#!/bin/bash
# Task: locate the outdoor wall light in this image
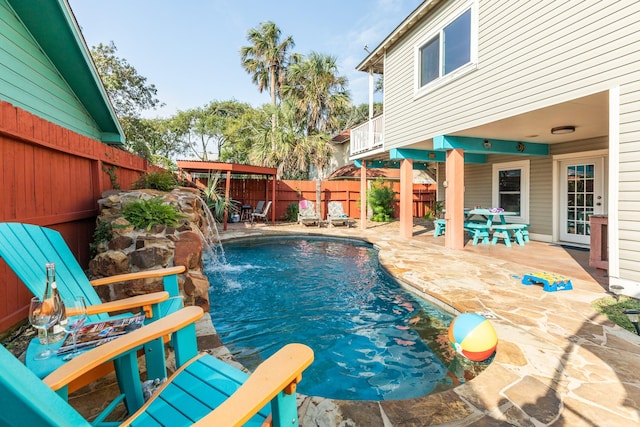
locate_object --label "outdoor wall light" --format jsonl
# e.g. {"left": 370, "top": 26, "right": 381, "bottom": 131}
{"left": 483, "top": 139, "right": 492, "bottom": 149}
{"left": 624, "top": 309, "right": 640, "bottom": 335}
{"left": 551, "top": 126, "right": 575, "bottom": 135}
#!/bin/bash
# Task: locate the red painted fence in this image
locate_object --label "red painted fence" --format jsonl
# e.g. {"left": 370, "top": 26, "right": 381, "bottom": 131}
{"left": 0, "top": 101, "right": 159, "bottom": 331}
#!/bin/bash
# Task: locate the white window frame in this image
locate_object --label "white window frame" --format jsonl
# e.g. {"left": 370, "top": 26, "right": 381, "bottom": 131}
{"left": 414, "top": 0, "right": 478, "bottom": 97}
{"left": 492, "top": 160, "right": 529, "bottom": 224}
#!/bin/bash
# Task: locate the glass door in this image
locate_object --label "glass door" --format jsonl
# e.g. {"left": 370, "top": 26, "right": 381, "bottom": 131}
{"left": 560, "top": 158, "right": 604, "bottom": 245}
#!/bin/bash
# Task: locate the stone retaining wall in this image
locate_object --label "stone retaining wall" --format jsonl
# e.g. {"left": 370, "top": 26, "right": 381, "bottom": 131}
{"left": 89, "top": 187, "right": 212, "bottom": 310}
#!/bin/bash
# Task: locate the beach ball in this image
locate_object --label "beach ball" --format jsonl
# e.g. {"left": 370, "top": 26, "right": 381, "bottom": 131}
{"left": 448, "top": 313, "right": 497, "bottom": 362}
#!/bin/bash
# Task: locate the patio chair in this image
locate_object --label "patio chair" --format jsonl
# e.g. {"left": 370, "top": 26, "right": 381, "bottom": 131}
{"left": 250, "top": 200, "right": 272, "bottom": 223}
{"left": 0, "top": 222, "right": 186, "bottom": 390}
{"left": 253, "top": 200, "right": 265, "bottom": 215}
{"left": 0, "top": 306, "right": 314, "bottom": 427}
{"left": 298, "top": 200, "right": 321, "bottom": 227}
{"left": 327, "top": 201, "right": 355, "bottom": 228}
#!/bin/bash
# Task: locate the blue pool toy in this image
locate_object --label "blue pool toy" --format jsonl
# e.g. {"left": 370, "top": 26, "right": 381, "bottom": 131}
{"left": 522, "top": 272, "right": 573, "bottom": 292}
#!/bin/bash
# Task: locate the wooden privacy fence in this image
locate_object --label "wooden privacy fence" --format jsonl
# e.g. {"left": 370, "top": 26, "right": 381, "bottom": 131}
{"left": 227, "top": 179, "right": 436, "bottom": 220}
{"left": 0, "top": 101, "right": 159, "bottom": 331}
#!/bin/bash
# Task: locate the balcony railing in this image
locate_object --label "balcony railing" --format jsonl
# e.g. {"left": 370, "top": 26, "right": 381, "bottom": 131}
{"left": 350, "top": 114, "right": 384, "bottom": 156}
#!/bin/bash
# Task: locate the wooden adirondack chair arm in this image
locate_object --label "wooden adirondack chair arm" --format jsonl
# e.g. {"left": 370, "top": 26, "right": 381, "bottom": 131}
{"left": 194, "top": 343, "right": 314, "bottom": 427}
{"left": 89, "top": 265, "right": 186, "bottom": 287}
{"left": 43, "top": 306, "right": 204, "bottom": 391}
{"left": 84, "top": 291, "right": 169, "bottom": 317}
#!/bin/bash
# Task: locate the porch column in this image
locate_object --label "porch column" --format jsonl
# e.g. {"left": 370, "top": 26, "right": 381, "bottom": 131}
{"left": 444, "top": 149, "right": 465, "bottom": 250}
{"left": 360, "top": 161, "right": 367, "bottom": 229}
{"left": 399, "top": 158, "right": 413, "bottom": 239}
{"left": 368, "top": 69, "right": 374, "bottom": 119}
{"left": 223, "top": 170, "right": 231, "bottom": 231}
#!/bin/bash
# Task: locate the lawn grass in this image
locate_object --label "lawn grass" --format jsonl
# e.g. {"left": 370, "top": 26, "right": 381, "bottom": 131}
{"left": 592, "top": 295, "right": 640, "bottom": 334}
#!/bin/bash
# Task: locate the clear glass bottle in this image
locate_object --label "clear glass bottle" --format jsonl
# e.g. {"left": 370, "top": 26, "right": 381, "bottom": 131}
{"left": 38, "top": 262, "right": 67, "bottom": 343}
{"left": 50, "top": 281, "right": 67, "bottom": 343}
{"left": 38, "top": 263, "right": 54, "bottom": 344}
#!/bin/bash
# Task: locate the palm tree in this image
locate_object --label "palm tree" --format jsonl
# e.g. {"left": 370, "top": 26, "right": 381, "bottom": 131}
{"left": 240, "top": 21, "right": 295, "bottom": 149}
{"left": 281, "top": 51, "right": 350, "bottom": 135}
{"left": 248, "top": 102, "right": 308, "bottom": 179}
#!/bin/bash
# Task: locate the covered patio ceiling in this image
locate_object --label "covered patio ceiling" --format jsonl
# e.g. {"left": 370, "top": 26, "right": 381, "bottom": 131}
{"left": 176, "top": 160, "right": 277, "bottom": 176}
{"left": 360, "top": 91, "right": 609, "bottom": 162}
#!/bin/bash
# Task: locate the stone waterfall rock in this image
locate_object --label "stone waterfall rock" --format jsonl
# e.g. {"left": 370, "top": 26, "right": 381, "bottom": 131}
{"left": 89, "top": 188, "right": 215, "bottom": 310}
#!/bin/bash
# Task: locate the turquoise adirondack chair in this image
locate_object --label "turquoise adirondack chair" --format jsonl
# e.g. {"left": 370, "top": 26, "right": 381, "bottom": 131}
{"left": 0, "top": 222, "right": 186, "bottom": 402}
{"left": 0, "top": 306, "right": 315, "bottom": 427}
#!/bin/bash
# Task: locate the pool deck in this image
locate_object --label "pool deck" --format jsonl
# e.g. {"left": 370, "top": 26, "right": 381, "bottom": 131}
{"left": 47, "top": 220, "right": 640, "bottom": 426}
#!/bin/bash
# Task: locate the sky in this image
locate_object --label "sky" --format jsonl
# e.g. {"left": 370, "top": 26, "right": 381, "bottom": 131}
{"left": 67, "top": 0, "right": 422, "bottom": 119}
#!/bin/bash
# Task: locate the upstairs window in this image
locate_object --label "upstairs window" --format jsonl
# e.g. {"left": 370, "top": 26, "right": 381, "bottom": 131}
{"left": 416, "top": 4, "right": 476, "bottom": 91}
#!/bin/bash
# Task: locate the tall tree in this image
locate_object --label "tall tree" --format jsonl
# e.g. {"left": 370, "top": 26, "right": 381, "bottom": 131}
{"left": 248, "top": 102, "right": 307, "bottom": 179}
{"left": 219, "top": 106, "right": 264, "bottom": 164}
{"left": 281, "top": 51, "right": 350, "bottom": 135}
{"left": 240, "top": 21, "right": 295, "bottom": 148}
{"left": 171, "top": 100, "right": 251, "bottom": 161}
{"left": 122, "top": 117, "right": 185, "bottom": 166}
{"left": 90, "top": 41, "right": 165, "bottom": 159}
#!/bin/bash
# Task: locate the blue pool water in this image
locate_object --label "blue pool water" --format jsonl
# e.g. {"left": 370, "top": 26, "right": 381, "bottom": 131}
{"left": 206, "top": 237, "right": 459, "bottom": 401}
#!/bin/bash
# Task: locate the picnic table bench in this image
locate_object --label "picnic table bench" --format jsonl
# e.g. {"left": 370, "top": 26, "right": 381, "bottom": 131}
{"left": 464, "top": 222, "right": 490, "bottom": 245}
{"left": 491, "top": 223, "right": 527, "bottom": 247}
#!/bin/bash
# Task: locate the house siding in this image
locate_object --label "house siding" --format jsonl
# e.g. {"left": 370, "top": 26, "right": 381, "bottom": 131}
{"left": 384, "top": 0, "right": 640, "bottom": 149}
{"left": 381, "top": 0, "right": 640, "bottom": 284}
{"left": 618, "top": 82, "right": 640, "bottom": 282}
{"left": 460, "top": 137, "right": 608, "bottom": 238}
{"left": 0, "top": 0, "right": 101, "bottom": 140}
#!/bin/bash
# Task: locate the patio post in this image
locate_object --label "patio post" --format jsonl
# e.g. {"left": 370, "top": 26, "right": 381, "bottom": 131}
{"left": 360, "top": 161, "right": 367, "bottom": 229}
{"left": 223, "top": 170, "right": 231, "bottom": 231}
{"left": 444, "top": 149, "right": 465, "bottom": 250}
{"left": 399, "top": 158, "right": 413, "bottom": 238}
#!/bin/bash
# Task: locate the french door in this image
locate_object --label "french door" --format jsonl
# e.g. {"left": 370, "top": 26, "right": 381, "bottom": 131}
{"left": 559, "top": 157, "right": 604, "bottom": 245}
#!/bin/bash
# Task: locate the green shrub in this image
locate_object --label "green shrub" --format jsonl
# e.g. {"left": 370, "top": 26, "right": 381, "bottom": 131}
{"left": 283, "top": 202, "right": 299, "bottom": 222}
{"left": 133, "top": 170, "right": 178, "bottom": 191}
{"left": 89, "top": 221, "right": 113, "bottom": 256}
{"left": 424, "top": 200, "right": 444, "bottom": 221}
{"left": 367, "top": 179, "right": 396, "bottom": 222}
{"left": 592, "top": 295, "right": 640, "bottom": 334}
{"left": 122, "top": 197, "right": 183, "bottom": 231}
{"left": 200, "top": 172, "right": 237, "bottom": 222}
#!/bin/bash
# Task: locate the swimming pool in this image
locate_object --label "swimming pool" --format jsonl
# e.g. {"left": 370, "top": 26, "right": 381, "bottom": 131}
{"left": 206, "top": 236, "right": 486, "bottom": 401}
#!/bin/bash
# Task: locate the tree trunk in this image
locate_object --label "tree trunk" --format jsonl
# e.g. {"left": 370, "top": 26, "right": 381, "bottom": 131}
{"left": 315, "top": 178, "right": 321, "bottom": 220}
{"left": 269, "top": 64, "right": 277, "bottom": 151}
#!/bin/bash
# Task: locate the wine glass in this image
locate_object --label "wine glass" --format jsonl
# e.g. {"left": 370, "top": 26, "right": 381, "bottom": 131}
{"left": 28, "top": 297, "right": 61, "bottom": 360}
{"left": 62, "top": 297, "right": 88, "bottom": 359}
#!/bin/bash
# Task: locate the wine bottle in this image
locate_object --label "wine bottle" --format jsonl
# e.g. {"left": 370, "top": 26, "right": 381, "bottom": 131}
{"left": 50, "top": 280, "right": 67, "bottom": 343}
{"left": 38, "top": 262, "right": 56, "bottom": 344}
{"left": 40, "top": 262, "right": 67, "bottom": 343}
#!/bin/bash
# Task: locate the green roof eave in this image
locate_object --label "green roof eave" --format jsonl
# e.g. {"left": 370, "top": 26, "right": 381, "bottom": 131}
{"left": 7, "top": 0, "right": 125, "bottom": 146}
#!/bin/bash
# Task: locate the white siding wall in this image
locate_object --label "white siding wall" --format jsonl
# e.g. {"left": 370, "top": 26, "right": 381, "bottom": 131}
{"left": 442, "top": 137, "right": 608, "bottom": 237}
{"left": 619, "top": 84, "right": 640, "bottom": 282}
{"left": 384, "top": 0, "right": 640, "bottom": 148}
{"left": 383, "top": 0, "right": 640, "bottom": 282}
